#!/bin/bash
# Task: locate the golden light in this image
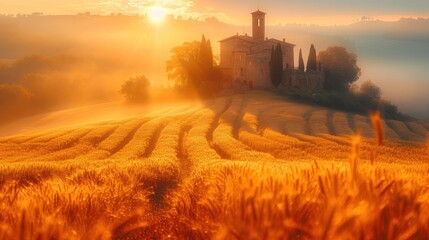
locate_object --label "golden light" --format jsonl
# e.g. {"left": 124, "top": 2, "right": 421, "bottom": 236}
{"left": 148, "top": 6, "right": 167, "bottom": 24}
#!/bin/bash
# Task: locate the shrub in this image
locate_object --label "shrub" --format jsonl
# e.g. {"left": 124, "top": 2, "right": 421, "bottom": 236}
{"left": 120, "top": 76, "right": 150, "bottom": 103}
{"left": 278, "top": 88, "right": 405, "bottom": 120}
{"left": 360, "top": 80, "right": 382, "bottom": 100}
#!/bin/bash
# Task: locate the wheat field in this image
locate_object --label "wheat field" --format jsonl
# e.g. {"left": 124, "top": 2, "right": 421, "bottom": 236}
{"left": 0, "top": 91, "right": 428, "bottom": 239}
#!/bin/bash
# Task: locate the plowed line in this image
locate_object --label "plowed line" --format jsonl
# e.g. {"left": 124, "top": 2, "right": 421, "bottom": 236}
{"left": 207, "top": 99, "right": 232, "bottom": 143}
{"left": 327, "top": 111, "right": 336, "bottom": 135}
{"left": 405, "top": 122, "right": 428, "bottom": 137}
{"left": 108, "top": 122, "right": 146, "bottom": 156}
{"left": 347, "top": 113, "right": 356, "bottom": 132}
{"left": 232, "top": 99, "right": 249, "bottom": 139}
{"left": 140, "top": 122, "right": 168, "bottom": 158}
{"left": 212, "top": 143, "right": 232, "bottom": 159}
{"left": 303, "top": 109, "right": 317, "bottom": 135}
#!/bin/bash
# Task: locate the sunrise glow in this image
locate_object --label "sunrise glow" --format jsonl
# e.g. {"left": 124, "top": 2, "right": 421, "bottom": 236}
{"left": 148, "top": 6, "right": 167, "bottom": 24}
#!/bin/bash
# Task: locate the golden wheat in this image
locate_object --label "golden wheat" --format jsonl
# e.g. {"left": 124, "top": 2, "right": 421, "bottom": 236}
{"left": 0, "top": 92, "right": 428, "bottom": 239}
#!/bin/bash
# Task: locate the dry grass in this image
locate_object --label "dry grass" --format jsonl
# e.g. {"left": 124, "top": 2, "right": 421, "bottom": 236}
{"left": 0, "top": 92, "right": 428, "bottom": 239}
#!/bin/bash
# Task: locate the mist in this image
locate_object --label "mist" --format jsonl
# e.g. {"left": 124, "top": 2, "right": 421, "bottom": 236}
{"left": 1, "top": 14, "right": 428, "bottom": 123}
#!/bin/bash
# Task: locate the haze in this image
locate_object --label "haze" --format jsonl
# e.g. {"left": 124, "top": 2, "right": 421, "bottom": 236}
{"left": 0, "top": 1, "right": 428, "bottom": 126}
{"left": 2, "top": 0, "right": 429, "bottom": 24}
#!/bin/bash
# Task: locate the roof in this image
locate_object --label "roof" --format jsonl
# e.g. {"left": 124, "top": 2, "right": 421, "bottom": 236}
{"left": 219, "top": 35, "right": 296, "bottom": 47}
{"left": 264, "top": 38, "right": 296, "bottom": 47}
{"left": 219, "top": 35, "right": 260, "bottom": 44}
{"left": 252, "top": 10, "right": 266, "bottom": 15}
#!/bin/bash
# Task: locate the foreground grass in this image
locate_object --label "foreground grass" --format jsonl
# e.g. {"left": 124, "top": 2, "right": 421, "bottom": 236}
{"left": 0, "top": 92, "right": 428, "bottom": 239}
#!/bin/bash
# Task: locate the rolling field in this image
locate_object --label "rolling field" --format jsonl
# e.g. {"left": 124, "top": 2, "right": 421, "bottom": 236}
{"left": 0, "top": 92, "right": 428, "bottom": 239}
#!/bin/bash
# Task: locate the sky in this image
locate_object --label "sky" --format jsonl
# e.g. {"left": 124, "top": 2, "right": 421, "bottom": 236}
{"left": 1, "top": 0, "right": 429, "bottom": 25}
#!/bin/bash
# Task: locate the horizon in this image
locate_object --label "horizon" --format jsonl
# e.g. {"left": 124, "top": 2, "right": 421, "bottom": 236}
{"left": 1, "top": 0, "right": 429, "bottom": 25}
{"left": 1, "top": 11, "right": 428, "bottom": 26}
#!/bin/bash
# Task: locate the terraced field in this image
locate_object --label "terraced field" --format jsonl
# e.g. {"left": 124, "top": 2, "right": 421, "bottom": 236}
{"left": 0, "top": 92, "right": 428, "bottom": 239}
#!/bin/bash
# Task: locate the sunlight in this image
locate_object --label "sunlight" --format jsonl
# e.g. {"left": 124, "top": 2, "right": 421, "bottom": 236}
{"left": 148, "top": 6, "right": 167, "bottom": 24}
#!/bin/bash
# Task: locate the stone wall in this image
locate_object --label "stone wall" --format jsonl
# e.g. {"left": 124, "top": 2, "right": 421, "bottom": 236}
{"left": 282, "top": 69, "right": 325, "bottom": 90}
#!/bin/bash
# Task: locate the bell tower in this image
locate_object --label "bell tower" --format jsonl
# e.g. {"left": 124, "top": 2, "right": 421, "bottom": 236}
{"left": 252, "top": 10, "right": 266, "bottom": 41}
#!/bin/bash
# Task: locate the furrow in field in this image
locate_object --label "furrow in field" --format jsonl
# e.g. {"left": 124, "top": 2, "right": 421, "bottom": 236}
{"left": 102, "top": 120, "right": 146, "bottom": 156}
{"left": 291, "top": 134, "right": 351, "bottom": 160}
{"left": 308, "top": 110, "right": 330, "bottom": 136}
{"left": 347, "top": 113, "right": 356, "bottom": 133}
{"left": 239, "top": 130, "right": 316, "bottom": 160}
{"left": 386, "top": 120, "right": 425, "bottom": 142}
{"left": 214, "top": 123, "right": 274, "bottom": 161}
{"left": 382, "top": 120, "right": 401, "bottom": 141}
{"left": 326, "top": 110, "right": 336, "bottom": 135}
{"left": 303, "top": 109, "right": 317, "bottom": 135}
{"left": 26, "top": 129, "right": 77, "bottom": 144}
{"left": 212, "top": 98, "right": 275, "bottom": 161}
{"left": 5, "top": 128, "right": 94, "bottom": 162}
{"left": 177, "top": 125, "right": 193, "bottom": 176}
{"left": 139, "top": 121, "right": 169, "bottom": 159}
{"left": 146, "top": 106, "right": 204, "bottom": 161}
{"left": 333, "top": 112, "right": 355, "bottom": 136}
{"left": 73, "top": 119, "right": 145, "bottom": 160}
{"left": 258, "top": 102, "right": 312, "bottom": 136}
{"left": 187, "top": 101, "right": 230, "bottom": 163}
{"left": 206, "top": 99, "right": 232, "bottom": 142}
{"left": 0, "top": 132, "right": 45, "bottom": 144}
{"left": 22, "top": 125, "right": 119, "bottom": 162}
{"left": 354, "top": 115, "right": 375, "bottom": 138}
{"left": 262, "top": 129, "right": 315, "bottom": 150}
{"left": 232, "top": 98, "right": 249, "bottom": 139}
{"left": 405, "top": 122, "right": 428, "bottom": 137}
{"left": 284, "top": 115, "right": 308, "bottom": 136}
{"left": 238, "top": 105, "right": 319, "bottom": 160}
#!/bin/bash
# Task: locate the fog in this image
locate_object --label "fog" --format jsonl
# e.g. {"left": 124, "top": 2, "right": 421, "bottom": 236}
{"left": 1, "top": 14, "right": 428, "bottom": 123}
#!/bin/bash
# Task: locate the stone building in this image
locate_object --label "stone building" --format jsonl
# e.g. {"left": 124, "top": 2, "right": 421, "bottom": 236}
{"left": 219, "top": 10, "right": 324, "bottom": 90}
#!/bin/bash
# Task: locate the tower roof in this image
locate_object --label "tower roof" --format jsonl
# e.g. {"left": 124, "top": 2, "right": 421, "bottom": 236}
{"left": 251, "top": 10, "right": 266, "bottom": 15}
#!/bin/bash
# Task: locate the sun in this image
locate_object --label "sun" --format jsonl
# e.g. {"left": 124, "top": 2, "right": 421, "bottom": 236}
{"left": 148, "top": 6, "right": 167, "bottom": 24}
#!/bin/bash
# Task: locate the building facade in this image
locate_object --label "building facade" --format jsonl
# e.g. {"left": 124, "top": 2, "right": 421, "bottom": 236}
{"left": 219, "top": 10, "right": 324, "bottom": 90}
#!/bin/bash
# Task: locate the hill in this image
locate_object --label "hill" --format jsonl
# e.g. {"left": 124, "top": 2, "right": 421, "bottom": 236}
{"left": 0, "top": 92, "right": 428, "bottom": 239}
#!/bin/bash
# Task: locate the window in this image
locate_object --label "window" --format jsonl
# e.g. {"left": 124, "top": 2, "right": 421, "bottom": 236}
{"left": 258, "top": 19, "right": 261, "bottom": 27}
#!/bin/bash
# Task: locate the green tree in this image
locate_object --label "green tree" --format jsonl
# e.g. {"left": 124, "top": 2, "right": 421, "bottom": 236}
{"left": 120, "top": 75, "right": 150, "bottom": 102}
{"left": 306, "top": 44, "right": 317, "bottom": 72}
{"left": 298, "top": 48, "right": 305, "bottom": 72}
{"left": 318, "top": 46, "right": 361, "bottom": 92}
{"left": 269, "top": 43, "right": 283, "bottom": 88}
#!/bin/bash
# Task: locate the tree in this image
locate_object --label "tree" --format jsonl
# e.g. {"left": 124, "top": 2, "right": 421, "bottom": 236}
{"left": 298, "top": 48, "right": 305, "bottom": 72}
{"left": 269, "top": 43, "right": 283, "bottom": 88}
{"left": 166, "top": 41, "right": 200, "bottom": 88}
{"left": 166, "top": 35, "right": 219, "bottom": 97}
{"left": 306, "top": 44, "right": 317, "bottom": 72}
{"left": 360, "top": 80, "right": 382, "bottom": 100}
{"left": 199, "top": 36, "right": 213, "bottom": 72}
{"left": 318, "top": 46, "right": 361, "bottom": 92}
{"left": 120, "top": 75, "right": 150, "bottom": 102}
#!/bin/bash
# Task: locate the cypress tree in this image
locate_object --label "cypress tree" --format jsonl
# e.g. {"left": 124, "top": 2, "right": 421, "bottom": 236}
{"left": 206, "top": 39, "right": 213, "bottom": 69}
{"left": 307, "top": 44, "right": 317, "bottom": 72}
{"left": 298, "top": 48, "right": 305, "bottom": 72}
{"left": 270, "top": 43, "right": 283, "bottom": 88}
